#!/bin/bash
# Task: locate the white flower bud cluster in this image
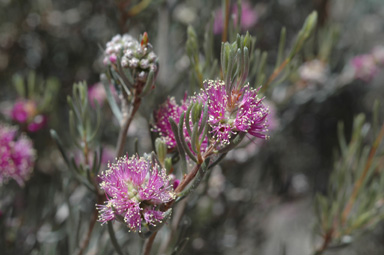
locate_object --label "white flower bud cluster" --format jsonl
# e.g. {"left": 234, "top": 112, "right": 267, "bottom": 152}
{"left": 104, "top": 34, "right": 158, "bottom": 82}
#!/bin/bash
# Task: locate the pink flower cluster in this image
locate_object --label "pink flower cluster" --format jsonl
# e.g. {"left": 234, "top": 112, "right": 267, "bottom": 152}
{"left": 351, "top": 54, "right": 378, "bottom": 82}
{"left": 226, "top": 100, "right": 278, "bottom": 162}
{"left": 196, "top": 80, "right": 269, "bottom": 147}
{"left": 96, "top": 155, "right": 174, "bottom": 232}
{"left": 0, "top": 124, "right": 35, "bottom": 186}
{"left": 351, "top": 46, "right": 384, "bottom": 82}
{"left": 152, "top": 97, "right": 189, "bottom": 150}
{"left": 11, "top": 99, "right": 47, "bottom": 132}
{"left": 153, "top": 80, "right": 269, "bottom": 151}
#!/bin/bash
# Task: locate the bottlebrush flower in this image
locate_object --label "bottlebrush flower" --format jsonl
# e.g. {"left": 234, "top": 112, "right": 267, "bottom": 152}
{"left": 152, "top": 97, "right": 189, "bottom": 150}
{"left": 0, "top": 123, "right": 35, "bottom": 186}
{"left": 226, "top": 100, "right": 278, "bottom": 162}
{"left": 196, "top": 80, "right": 269, "bottom": 147}
{"left": 152, "top": 97, "right": 209, "bottom": 156}
{"left": 96, "top": 155, "right": 175, "bottom": 232}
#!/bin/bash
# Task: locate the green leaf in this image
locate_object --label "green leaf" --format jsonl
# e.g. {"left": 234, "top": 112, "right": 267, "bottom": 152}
{"left": 169, "top": 118, "right": 187, "bottom": 173}
{"left": 178, "top": 113, "right": 198, "bottom": 163}
{"left": 185, "top": 103, "right": 194, "bottom": 136}
{"left": 107, "top": 222, "right": 125, "bottom": 255}
{"left": 141, "top": 69, "right": 155, "bottom": 97}
{"left": 275, "top": 27, "right": 286, "bottom": 70}
{"left": 155, "top": 138, "right": 167, "bottom": 165}
{"left": 12, "top": 74, "right": 25, "bottom": 97}
{"left": 101, "top": 74, "right": 122, "bottom": 121}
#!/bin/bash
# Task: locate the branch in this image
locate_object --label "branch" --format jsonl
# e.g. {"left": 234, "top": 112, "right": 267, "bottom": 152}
{"left": 116, "top": 88, "right": 142, "bottom": 158}
{"left": 142, "top": 231, "right": 158, "bottom": 255}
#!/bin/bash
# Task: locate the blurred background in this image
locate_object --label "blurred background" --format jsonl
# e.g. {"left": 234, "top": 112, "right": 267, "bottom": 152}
{"left": 1, "top": 0, "right": 384, "bottom": 254}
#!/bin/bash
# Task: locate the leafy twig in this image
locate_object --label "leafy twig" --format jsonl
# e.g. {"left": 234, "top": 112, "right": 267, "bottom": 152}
{"left": 341, "top": 122, "right": 384, "bottom": 225}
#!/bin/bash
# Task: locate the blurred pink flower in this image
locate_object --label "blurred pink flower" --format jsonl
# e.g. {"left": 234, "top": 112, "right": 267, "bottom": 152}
{"left": 10, "top": 100, "right": 47, "bottom": 132}
{"left": 351, "top": 54, "right": 378, "bottom": 82}
{"left": 27, "top": 115, "right": 47, "bottom": 132}
{"left": 214, "top": 1, "right": 258, "bottom": 34}
{"left": 11, "top": 100, "right": 37, "bottom": 123}
{"left": 100, "top": 146, "right": 115, "bottom": 168}
{"left": 298, "top": 59, "right": 328, "bottom": 85}
{"left": 88, "top": 83, "right": 116, "bottom": 107}
{"left": 264, "top": 100, "right": 278, "bottom": 133}
{"left": 0, "top": 123, "right": 35, "bottom": 186}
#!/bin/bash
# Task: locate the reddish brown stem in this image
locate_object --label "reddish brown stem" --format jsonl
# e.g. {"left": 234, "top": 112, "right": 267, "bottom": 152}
{"left": 314, "top": 229, "right": 333, "bottom": 255}
{"left": 77, "top": 194, "right": 104, "bottom": 255}
{"left": 221, "top": 0, "right": 230, "bottom": 43}
{"left": 116, "top": 88, "right": 142, "bottom": 158}
{"left": 142, "top": 231, "right": 158, "bottom": 255}
{"left": 341, "top": 122, "right": 384, "bottom": 225}
{"left": 261, "top": 59, "right": 289, "bottom": 93}
{"left": 174, "top": 144, "right": 214, "bottom": 194}
{"left": 118, "top": 1, "right": 131, "bottom": 33}
{"left": 142, "top": 145, "right": 215, "bottom": 255}
{"left": 174, "top": 163, "right": 202, "bottom": 193}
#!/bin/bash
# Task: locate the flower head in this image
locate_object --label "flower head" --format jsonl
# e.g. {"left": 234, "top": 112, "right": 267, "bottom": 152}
{"left": 97, "top": 155, "right": 175, "bottom": 232}
{"left": 10, "top": 99, "right": 47, "bottom": 132}
{"left": 298, "top": 59, "right": 328, "bottom": 85}
{"left": 351, "top": 54, "right": 378, "bottom": 82}
{"left": 103, "top": 33, "right": 158, "bottom": 83}
{"left": 196, "top": 80, "right": 269, "bottom": 147}
{"left": 152, "top": 97, "right": 189, "bottom": 150}
{"left": 0, "top": 124, "right": 35, "bottom": 186}
{"left": 226, "top": 100, "right": 278, "bottom": 162}
{"left": 103, "top": 34, "right": 135, "bottom": 65}
{"left": 11, "top": 100, "right": 37, "bottom": 123}
{"left": 152, "top": 97, "right": 209, "bottom": 156}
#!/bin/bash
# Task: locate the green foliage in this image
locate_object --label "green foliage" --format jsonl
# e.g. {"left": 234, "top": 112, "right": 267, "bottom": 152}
{"left": 51, "top": 82, "right": 102, "bottom": 192}
{"left": 12, "top": 71, "right": 60, "bottom": 112}
{"left": 315, "top": 105, "right": 384, "bottom": 251}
